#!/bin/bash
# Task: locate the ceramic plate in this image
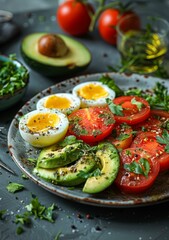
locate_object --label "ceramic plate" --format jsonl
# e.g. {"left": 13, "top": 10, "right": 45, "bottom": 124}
{"left": 8, "top": 72, "right": 169, "bottom": 207}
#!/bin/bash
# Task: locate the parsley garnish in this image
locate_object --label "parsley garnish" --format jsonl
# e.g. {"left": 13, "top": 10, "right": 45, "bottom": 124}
{"left": 106, "top": 98, "right": 123, "bottom": 116}
{"left": 124, "top": 158, "right": 150, "bottom": 177}
{"left": 25, "top": 196, "right": 56, "bottom": 222}
{"left": 99, "top": 75, "right": 124, "bottom": 96}
{"left": 156, "top": 130, "right": 169, "bottom": 153}
{"left": 77, "top": 168, "right": 101, "bottom": 179}
{"left": 6, "top": 182, "right": 24, "bottom": 193}
{"left": 58, "top": 135, "right": 82, "bottom": 147}
{"left": 131, "top": 98, "right": 144, "bottom": 111}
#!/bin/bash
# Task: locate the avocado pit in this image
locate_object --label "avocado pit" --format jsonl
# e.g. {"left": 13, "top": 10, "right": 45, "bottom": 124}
{"left": 38, "top": 34, "right": 69, "bottom": 58}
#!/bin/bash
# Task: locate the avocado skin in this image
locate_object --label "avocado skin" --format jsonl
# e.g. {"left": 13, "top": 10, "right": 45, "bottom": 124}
{"left": 37, "top": 142, "right": 84, "bottom": 169}
{"left": 21, "top": 50, "right": 91, "bottom": 77}
{"left": 34, "top": 154, "right": 96, "bottom": 186}
{"left": 82, "top": 142, "right": 120, "bottom": 194}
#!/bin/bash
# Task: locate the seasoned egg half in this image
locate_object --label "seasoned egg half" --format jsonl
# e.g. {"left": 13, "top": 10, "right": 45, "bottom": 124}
{"left": 36, "top": 93, "right": 81, "bottom": 115}
{"left": 19, "top": 110, "right": 69, "bottom": 147}
{"left": 72, "top": 81, "right": 115, "bottom": 107}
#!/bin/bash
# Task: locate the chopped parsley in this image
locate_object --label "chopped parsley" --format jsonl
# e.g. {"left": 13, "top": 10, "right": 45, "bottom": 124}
{"left": 0, "top": 209, "right": 6, "bottom": 220}
{"left": 106, "top": 98, "right": 123, "bottom": 116}
{"left": 6, "top": 182, "right": 24, "bottom": 193}
{"left": 156, "top": 130, "right": 169, "bottom": 153}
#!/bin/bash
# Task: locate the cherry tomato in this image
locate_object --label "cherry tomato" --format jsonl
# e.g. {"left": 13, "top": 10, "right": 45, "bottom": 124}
{"left": 98, "top": 9, "right": 140, "bottom": 45}
{"left": 106, "top": 123, "right": 133, "bottom": 150}
{"left": 131, "top": 132, "right": 169, "bottom": 172}
{"left": 113, "top": 96, "right": 151, "bottom": 125}
{"left": 115, "top": 148, "right": 160, "bottom": 193}
{"left": 56, "top": 0, "right": 94, "bottom": 36}
{"left": 132, "top": 109, "right": 169, "bottom": 135}
{"left": 68, "top": 106, "right": 115, "bottom": 144}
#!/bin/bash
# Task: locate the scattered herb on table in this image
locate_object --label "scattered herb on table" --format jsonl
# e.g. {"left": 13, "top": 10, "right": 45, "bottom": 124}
{"left": 6, "top": 182, "right": 24, "bottom": 193}
{"left": 25, "top": 195, "right": 56, "bottom": 222}
{"left": 0, "top": 209, "right": 6, "bottom": 220}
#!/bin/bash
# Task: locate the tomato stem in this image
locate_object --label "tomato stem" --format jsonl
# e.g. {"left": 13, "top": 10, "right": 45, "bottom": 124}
{"left": 89, "top": 0, "right": 120, "bottom": 31}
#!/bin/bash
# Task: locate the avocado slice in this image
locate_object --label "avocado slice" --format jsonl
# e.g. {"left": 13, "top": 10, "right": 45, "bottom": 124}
{"left": 82, "top": 142, "right": 120, "bottom": 194}
{"left": 37, "top": 142, "right": 84, "bottom": 169}
{"left": 21, "top": 33, "right": 91, "bottom": 77}
{"left": 33, "top": 154, "right": 96, "bottom": 186}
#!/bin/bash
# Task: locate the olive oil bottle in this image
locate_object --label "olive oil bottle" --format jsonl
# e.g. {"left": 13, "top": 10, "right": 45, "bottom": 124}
{"left": 119, "top": 30, "right": 168, "bottom": 74}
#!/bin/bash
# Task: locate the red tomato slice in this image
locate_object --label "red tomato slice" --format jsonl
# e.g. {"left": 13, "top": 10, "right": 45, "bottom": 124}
{"left": 106, "top": 123, "right": 133, "bottom": 150}
{"left": 131, "top": 132, "right": 169, "bottom": 172}
{"left": 133, "top": 109, "right": 169, "bottom": 135}
{"left": 68, "top": 106, "right": 115, "bottom": 144}
{"left": 115, "top": 148, "right": 160, "bottom": 193}
{"left": 113, "top": 96, "right": 150, "bottom": 125}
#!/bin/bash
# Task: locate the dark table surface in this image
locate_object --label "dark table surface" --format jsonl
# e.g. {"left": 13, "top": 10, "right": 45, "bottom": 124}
{"left": 1, "top": 1, "right": 169, "bottom": 240}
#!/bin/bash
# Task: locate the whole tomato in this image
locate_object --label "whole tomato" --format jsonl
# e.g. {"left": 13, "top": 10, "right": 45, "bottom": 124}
{"left": 56, "top": 0, "right": 94, "bottom": 36}
{"left": 98, "top": 9, "right": 140, "bottom": 45}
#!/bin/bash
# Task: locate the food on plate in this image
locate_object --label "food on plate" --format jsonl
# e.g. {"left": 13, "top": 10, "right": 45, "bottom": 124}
{"left": 72, "top": 81, "right": 116, "bottom": 107}
{"left": 37, "top": 142, "right": 84, "bottom": 168}
{"left": 67, "top": 106, "right": 115, "bottom": 144}
{"left": 34, "top": 153, "right": 97, "bottom": 186}
{"left": 115, "top": 148, "right": 160, "bottom": 193}
{"left": 21, "top": 33, "right": 91, "bottom": 77}
{"left": 19, "top": 109, "right": 69, "bottom": 147}
{"left": 83, "top": 142, "right": 120, "bottom": 194}
{"left": 109, "top": 96, "right": 151, "bottom": 125}
{"left": 18, "top": 77, "right": 169, "bottom": 195}
{"left": 56, "top": 0, "right": 94, "bottom": 36}
{"left": 36, "top": 93, "right": 81, "bottom": 115}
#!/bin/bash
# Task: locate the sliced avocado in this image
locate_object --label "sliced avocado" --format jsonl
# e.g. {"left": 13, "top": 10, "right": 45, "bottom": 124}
{"left": 21, "top": 33, "right": 91, "bottom": 77}
{"left": 37, "top": 142, "right": 84, "bottom": 169}
{"left": 82, "top": 142, "right": 120, "bottom": 194}
{"left": 33, "top": 154, "right": 96, "bottom": 186}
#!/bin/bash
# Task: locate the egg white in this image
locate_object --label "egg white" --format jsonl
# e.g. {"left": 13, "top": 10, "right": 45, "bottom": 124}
{"left": 36, "top": 93, "right": 81, "bottom": 115}
{"left": 72, "top": 81, "right": 116, "bottom": 108}
{"left": 19, "top": 109, "right": 69, "bottom": 148}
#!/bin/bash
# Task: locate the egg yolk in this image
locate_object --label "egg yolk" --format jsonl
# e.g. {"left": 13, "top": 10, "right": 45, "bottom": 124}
{"left": 27, "top": 112, "right": 60, "bottom": 132}
{"left": 44, "top": 95, "right": 71, "bottom": 109}
{"left": 78, "top": 84, "right": 109, "bottom": 100}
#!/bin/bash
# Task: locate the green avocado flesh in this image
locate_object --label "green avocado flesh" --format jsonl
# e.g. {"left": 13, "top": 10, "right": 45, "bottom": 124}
{"left": 82, "top": 142, "right": 120, "bottom": 194}
{"left": 37, "top": 142, "right": 83, "bottom": 169}
{"left": 21, "top": 33, "right": 91, "bottom": 77}
{"left": 34, "top": 154, "right": 96, "bottom": 186}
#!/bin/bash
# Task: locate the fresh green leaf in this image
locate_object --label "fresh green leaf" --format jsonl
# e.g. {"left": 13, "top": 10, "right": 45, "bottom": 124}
{"left": 117, "top": 133, "right": 130, "bottom": 141}
{"left": 99, "top": 75, "right": 124, "bottom": 97}
{"left": 156, "top": 130, "right": 169, "bottom": 153}
{"left": 106, "top": 98, "right": 123, "bottom": 116}
{"left": 16, "top": 226, "right": 24, "bottom": 235}
{"left": 6, "top": 182, "right": 24, "bottom": 193}
{"left": 131, "top": 98, "right": 144, "bottom": 111}
{"left": 58, "top": 135, "right": 82, "bottom": 147}
{"left": 25, "top": 196, "right": 56, "bottom": 222}
{"left": 77, "top": 168, "right": 101, "bottom": 179}
{"left": 124, "top": 158, "right": 150, "bottom": 177}
{"left": 0, "top": 209, "right": 6, "bottom": 220}
{"left": 15, "top": 212, "right": 31, "bottom": 225}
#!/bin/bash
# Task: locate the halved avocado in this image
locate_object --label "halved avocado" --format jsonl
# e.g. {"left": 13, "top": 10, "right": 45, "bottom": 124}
{"left": 20, "top": 33, "right": 91, "bottom": 77}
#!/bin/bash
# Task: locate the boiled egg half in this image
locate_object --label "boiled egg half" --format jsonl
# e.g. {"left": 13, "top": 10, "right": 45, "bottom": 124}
{"left": 19, "top": 110, "right": 69, "bottom": 147}
{"left": 72, "top": 81, "right": 115, "bottom": 108}
{"left": 36, "top": 93, "right": 81, "bottom": 115}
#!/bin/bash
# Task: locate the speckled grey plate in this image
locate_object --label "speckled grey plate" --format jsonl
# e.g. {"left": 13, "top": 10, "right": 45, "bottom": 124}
{"left": 8, "top": 72, "right": 169, "bottom": 207}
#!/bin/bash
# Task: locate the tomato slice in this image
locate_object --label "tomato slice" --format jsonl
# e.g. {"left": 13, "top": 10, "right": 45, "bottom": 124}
{"left": 131, "top": 132, "right": 169, "bottom": 172}
{"left": 132, "top": 109, "right": 169, "bottom": 135}
{"left": 115, "top": 148, "right": 160, "bottom": 193}
{"left": 68, "top": 106, "right": 115, "bottom": 144}
{"left": 106, "top": 123, "right": 133, "bottom": 150}
{"left": 113, "top": 96, "right": 150, "bottom": 125}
